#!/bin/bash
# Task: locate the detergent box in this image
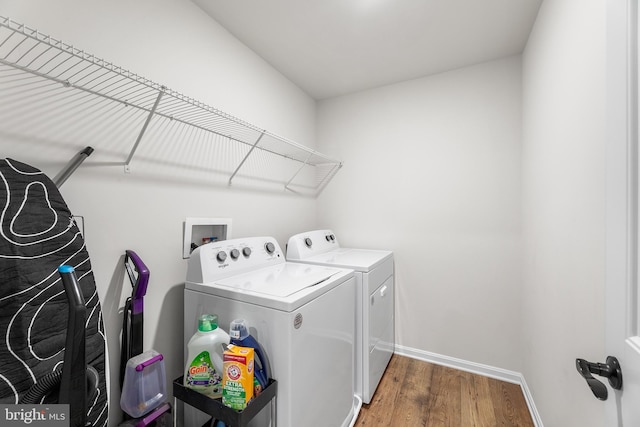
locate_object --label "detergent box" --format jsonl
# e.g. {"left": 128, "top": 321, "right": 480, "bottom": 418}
{"left": 222, "top": 344, "right": 255, "bottom": 410}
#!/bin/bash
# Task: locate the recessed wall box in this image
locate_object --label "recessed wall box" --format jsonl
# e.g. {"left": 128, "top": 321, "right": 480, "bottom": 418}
{"left": 183, "top": 218, "right": 232, "bottom": 259}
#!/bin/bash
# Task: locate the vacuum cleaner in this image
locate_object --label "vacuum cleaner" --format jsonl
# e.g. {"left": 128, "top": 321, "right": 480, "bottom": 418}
{"left": 118, "top": 250, "right": 171, "bottom": 427}
{"left": 19, "top": 266, "right": 100, "bottom": 427}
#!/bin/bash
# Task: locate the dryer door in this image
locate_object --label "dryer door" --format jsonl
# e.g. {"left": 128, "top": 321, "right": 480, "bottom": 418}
{"left": 366, "top": 274, "right": 395, "bottom": 402}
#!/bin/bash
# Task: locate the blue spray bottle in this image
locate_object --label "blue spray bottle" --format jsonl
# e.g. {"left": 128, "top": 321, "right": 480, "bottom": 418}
{"left": 229, "top": 319, "right": 270, "bottom": 391}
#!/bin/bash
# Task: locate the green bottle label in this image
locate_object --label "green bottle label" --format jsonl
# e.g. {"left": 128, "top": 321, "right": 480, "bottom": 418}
{"left": 186, "top": 351, "right": 221, "bottom": 391}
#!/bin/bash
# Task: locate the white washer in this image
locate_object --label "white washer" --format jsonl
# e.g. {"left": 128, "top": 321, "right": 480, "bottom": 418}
{"left": 286, "top": 230, "right": 394, "bottom": 404}
{"left": 185, "top": 236, "right": 360, "bottom": 427}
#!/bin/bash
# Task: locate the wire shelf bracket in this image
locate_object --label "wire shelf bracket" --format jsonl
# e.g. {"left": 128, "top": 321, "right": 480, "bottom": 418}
{"left": 124, "top": 88, "right": 164, "bottom": 173}
{"left": 228, "top": 130, "right": 265, "bottom": 186}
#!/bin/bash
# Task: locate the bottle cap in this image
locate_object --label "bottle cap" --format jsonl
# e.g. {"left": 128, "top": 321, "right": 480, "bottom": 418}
{"left": 229, "top": 319, "right": 249, "bottom": 340}
{"left": 198, "top": 314, "right": 218, "bottom": 332}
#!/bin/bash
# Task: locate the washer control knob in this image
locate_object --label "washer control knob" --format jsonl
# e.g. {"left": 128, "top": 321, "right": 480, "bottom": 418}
{"left": 305, "top": 237, "right": 313, "bottom": 247}
{"left": 330, "top": 234, "right": 335, "bottom": 241}
{"left": 230, "top": 249, "right": 240, "bottom": 260}
{"left": 216, "top": 251, "right": 227, "bottom": 262}
{"left": 242, "top": 247, "right": 252, "bottom": 257}
{"left": 265, "top": 242, "right": 276, "bottom": 254}
{"left": 325, "top": 235, "right": 331, "bottom": 242}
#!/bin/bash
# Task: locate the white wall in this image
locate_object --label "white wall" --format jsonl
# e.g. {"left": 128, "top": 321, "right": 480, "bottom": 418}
{"left": 0, "top": 1, "right": 318, "bottom": 424}
{"left": 316, "top": 56, "right": 523, "bottom": 372}
{"left": 521, "top": 0, "right": 606, "bottom": 425}
{"left": 0, "top": 1, "right": 614, "bottom": 426}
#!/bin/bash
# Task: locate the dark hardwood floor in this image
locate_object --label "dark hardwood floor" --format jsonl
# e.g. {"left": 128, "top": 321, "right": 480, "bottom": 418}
{"left": 355, "top": 355, "right": 535, "bottom": 427}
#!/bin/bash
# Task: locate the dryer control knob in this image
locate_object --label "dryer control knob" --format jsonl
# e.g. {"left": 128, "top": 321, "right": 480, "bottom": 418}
{"left": 242, "top": 247, "right": 252, "bottom": 257}
{"left": 265, "top": 242, "right": 276, "bottom": 254}
{"left": 230, "top": 249, "right": 240, "bottom": 260}
{"left": 305, "top": 237, "right": 313, "bottom": 247}
{"left": 216, "top": 251, "right": 227, "bottom": 262}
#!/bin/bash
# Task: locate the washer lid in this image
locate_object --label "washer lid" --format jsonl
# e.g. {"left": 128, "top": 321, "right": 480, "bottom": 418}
{"left": 186, "top": 262, "right": 354, "bottom": 312}
{"left": 215, "top": 263, "right": 340, "bottom": 297}
{"left": 300, "top": 248, "right": 393, "bottom": 272}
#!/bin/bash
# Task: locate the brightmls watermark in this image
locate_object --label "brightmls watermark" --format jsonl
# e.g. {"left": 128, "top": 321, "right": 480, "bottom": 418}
{"left": 0, "top": 405, "right": 68, "bottom": 426}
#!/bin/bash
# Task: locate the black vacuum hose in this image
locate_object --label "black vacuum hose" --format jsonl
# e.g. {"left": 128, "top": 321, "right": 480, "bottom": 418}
{"left": 20, "top": 370, "right": 63, "bottom": 404}
{"left": 19, "top": 366, "right": 99, "bottom": 405}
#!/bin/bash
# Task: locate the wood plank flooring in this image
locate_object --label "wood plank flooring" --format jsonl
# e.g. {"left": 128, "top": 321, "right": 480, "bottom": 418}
{"left": 355, "top": 355, "right": 534, "bottom": 427}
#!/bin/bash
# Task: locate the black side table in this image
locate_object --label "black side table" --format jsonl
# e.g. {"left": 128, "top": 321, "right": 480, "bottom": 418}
{"left": 172, "top": 376, "right": 277, "bottom": 427}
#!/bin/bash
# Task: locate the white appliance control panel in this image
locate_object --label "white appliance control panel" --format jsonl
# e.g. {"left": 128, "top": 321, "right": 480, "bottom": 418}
{"left": 287, "top": 229, "right": 339, "bottom": 259}
{"left": 186, "top": 236, "right": 284, "bottom": 283}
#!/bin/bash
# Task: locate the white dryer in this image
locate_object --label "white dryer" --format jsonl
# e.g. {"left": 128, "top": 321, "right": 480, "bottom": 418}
{"left": 286, "top": 230, "right": 394, "bottom": 404}
{"left": 185, "top": 236, "right": 360, "bottom": 427}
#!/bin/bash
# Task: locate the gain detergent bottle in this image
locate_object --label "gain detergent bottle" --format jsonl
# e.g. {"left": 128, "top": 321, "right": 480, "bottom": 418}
{"left": 184, "top": 314, "right": 230, "bottom": 396}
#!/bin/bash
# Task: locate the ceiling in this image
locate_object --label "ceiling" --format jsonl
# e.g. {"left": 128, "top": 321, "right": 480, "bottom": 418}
{"left": 192, "top": 0, "right": 542, "bottom": 100}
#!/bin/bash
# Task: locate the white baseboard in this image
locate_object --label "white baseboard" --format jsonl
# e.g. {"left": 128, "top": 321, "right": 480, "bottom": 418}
{"left": 518, "top": 374, "right": 544, "bottom": 427}
{"left": 393, "top": 344, "right": 544, "bottom": 427}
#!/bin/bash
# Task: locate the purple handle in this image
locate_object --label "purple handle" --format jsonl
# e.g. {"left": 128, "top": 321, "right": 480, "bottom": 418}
{"left": 135, "top": 353, "right": 164, "bottom": 372}
{"left": 125, "top": 250, "right": 150, "bottom": 315}
{"left": 134, "top": 402, "right": 171, "bottom": 427}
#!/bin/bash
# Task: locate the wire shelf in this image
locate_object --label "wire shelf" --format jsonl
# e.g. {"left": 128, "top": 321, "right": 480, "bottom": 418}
{"left": 0, "top": 16, "right": 342, "bottom": 195}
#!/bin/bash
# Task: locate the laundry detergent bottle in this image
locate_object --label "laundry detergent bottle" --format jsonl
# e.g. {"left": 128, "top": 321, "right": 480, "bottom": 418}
{"left": 184, "top": 314, "right": 230, "bottom": 395}
{"left": 229, "top": 319, "right": 270, "bottom": 391}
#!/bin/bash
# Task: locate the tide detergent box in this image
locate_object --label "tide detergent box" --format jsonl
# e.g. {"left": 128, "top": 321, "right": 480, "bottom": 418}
{"left": 222, "top": 344, "right": 254, "bottom": 410}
